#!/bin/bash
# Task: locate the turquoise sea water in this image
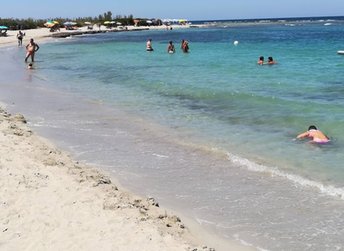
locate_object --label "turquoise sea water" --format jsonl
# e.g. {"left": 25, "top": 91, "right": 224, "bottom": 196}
{"left": 2, "top": 18, "right": 344, "bottom": 250}
{"left": 41, "top": 22, "right": 344, "bottom": 187}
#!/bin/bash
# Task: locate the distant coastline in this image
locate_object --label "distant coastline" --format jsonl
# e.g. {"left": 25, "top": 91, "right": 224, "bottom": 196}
{"left": 192, "top": 15, "right": 344, "bottom": 23}
{"left": 191, "top": 15, "right": 344, "bottom": 26}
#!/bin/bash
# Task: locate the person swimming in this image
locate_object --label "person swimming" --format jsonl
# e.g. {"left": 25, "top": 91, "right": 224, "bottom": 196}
{"left": 296, "top": 125, "right": 330, "bottom": 144}
{"left": 257, "top": 56, "right": 264, "bottom": 65}
{"left": 267, "top": 56, "right": 277, "bottom": 65}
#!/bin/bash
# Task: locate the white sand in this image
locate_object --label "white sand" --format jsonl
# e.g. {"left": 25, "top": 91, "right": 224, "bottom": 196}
{"left": 0, "top": 24, "right": 201, "bottom": 47}
{"left": 0, "top": 107, "right": 211, "bottom": 250}
{"left": 0, "top": 28, "right": 51, "bottom": 47}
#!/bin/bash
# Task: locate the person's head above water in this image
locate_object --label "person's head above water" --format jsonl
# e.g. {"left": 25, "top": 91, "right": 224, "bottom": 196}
{"left": 308, "top": 125, "right": 317, "bottom": 130}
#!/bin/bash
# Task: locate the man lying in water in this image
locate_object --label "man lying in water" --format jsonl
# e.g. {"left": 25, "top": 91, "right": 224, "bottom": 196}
{"left": 296, "top": 125, "right": 330, "bottom": 144}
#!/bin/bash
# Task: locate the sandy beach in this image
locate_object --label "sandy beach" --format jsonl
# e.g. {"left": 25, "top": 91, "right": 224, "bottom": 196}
{"left": 0, "top": 25, "right": 205, "bottom": 251}
{"left": 0, "top": 106, "right": 211, "bottom": 250}
{"left": 0, "top": 26, "right": 254, "bottom": 251}
{"left": 0, "top": 24, "right": 201, "bottom": 47}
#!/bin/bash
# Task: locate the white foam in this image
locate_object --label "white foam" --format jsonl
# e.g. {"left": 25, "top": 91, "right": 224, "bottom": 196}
{"left": 226, "top": 152, "right": 344, "bottom": 200}
{"left": 195, "top": 217, "right": 216, "bottom": 226}
{"left": 233, "top": 234, "right": 271, "bottom": 251}
{"left": 152, "top": 153, "right": 169, "bottom": 158}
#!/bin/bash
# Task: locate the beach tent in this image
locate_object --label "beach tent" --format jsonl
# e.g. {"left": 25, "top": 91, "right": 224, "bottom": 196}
{"left": 63, "top": 21, "right": 77, "bottom": 26}
{"left": 0, "top": 26, "right": 8, "bottom": 36}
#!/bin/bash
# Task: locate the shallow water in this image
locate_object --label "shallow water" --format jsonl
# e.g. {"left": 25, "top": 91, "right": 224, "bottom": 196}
{"left": 2, "top": 19, "right": 344, "bottom": 250}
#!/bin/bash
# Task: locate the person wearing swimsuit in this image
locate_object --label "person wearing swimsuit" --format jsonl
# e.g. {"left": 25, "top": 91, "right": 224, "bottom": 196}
{"left": 167, "top": 41, "right": 175, "bottom": 54}
{"left": 297, "top": 125, "right": 330, "bottom": 144}
{"left": 25, "top": 38, "right": 40, "bottom": 63}
{"left": 146, "top": 39, "right": 153, "bottom": 51}
{"left": 257, "top": 56, "right": 265, "bottom": 65}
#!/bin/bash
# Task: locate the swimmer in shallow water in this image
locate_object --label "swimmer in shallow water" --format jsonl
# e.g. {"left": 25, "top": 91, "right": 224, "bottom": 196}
{"left": 257, "top": 56, "right": 264, "bottom": 65}
{"left": 267, "top": 56, "right": 277, "bottom": 65}
{"left": 296, "top": 125, "right": 330, "bottom": 144}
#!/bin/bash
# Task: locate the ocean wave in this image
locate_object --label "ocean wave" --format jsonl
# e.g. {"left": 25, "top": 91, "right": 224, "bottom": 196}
{"left": 226, "top": 152, "right": 344, "bottom": 199}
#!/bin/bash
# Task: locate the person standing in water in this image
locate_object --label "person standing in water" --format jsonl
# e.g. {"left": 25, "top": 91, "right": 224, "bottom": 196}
{"left": 181, "top": 39, "right": 189, "bottom": 53}
{"left": 25, "top": 38, "right": 40, "bottom": 63}
{"left": 296, "top": 125, "right": 330, "bottom": 144}
{"left": 167, "top": 41, "right": 175, "bottom": 54}
{"left": 146, "top": 38, "right": 153, "bottom": 51}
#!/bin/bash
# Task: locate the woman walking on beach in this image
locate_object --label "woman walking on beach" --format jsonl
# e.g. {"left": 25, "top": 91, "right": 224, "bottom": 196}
{"left": 17, "top": 30, "right": 25, "bottom": 46}
{"left": 25, "top": 38, "right": 39, "bottom": 63}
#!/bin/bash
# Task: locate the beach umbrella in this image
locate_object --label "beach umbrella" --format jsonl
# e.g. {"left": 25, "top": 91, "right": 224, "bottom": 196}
{"left": 44, "top": 22, "right": 55, "bottom": 28}
{"left": 146, "top": 20, "right": 153, "bottom": 24}
{"left": 104, "top": 21, "right": 111, "bottom": 25}
{"left": 84, "top": 21, "right": 92, "bottom": 25}
{"left": 44, "top": 20, "right": 59, "bottom": 28}
{"left": 0, "top": 25, "right": 8, "bottom": 30}
{"left": 116, "top": 22, "right": 122, "bottom": 25}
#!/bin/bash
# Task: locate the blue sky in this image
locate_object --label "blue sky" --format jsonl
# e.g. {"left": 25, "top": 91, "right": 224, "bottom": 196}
{"left": 1, "top": 0, "right": 343, "bottom": 21}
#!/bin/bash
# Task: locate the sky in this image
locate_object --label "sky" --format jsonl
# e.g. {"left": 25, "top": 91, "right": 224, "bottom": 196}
{"left": 0, "top": 0, "right": 343, "bottom": 21}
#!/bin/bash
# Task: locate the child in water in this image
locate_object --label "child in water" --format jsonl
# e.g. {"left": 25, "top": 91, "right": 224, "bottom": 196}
{"left": 296, "top": 125, "right": 330, "bottom": 144}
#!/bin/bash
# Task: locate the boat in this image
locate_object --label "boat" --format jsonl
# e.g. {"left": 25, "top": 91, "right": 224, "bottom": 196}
{"left": 337, "top": 51, "right": 344, "bottom": 55}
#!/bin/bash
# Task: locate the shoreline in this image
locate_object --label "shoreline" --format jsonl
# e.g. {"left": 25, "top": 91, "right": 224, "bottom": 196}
{"left": 0, "top": 27, "right": 253, "bottom": 250}
{"left": 2, "top": 20, "right": 344, "bottom": 250}
{"left": 0, "top": 105, "right": 211, "bottom": 250}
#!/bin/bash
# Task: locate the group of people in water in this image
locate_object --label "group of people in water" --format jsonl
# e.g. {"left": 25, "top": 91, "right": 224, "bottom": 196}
{"left": 17, "top": 35, "right": 331, "bottom": 144}
{"left": 257, "top": 56, "right": 276, "bottom": 65}
{"left": 146, "top": 39, "right": 331, "bottom": 144}
{"left": 146, "top": 38, "right": 189, "bottom": 53}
